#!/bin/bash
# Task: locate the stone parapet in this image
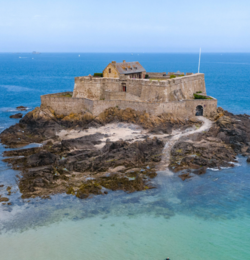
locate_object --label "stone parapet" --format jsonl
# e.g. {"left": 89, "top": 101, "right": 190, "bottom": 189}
{"left": 41, "top": 92, "right": 217, "bottom": 118}
{"left": 73, "top": 73, "right": 206, "bottom": 102}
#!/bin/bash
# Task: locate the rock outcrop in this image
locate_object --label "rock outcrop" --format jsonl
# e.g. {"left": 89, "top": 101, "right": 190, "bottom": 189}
{"left": 0, "top": 106, "right": 200, "bottom": 199}
{"left": 170, "top": 107, "right": 250, "bottom": 179}
{"left": 0, "top": 105, "right": 199, "bottom": 148}
{"left": 2, "top": 105, "right": 249, "bottom": 199}
{"left": 16, "top": 106, "right": 28, "bottom": 111}
{"left": 10, "top": 113, "right": 23, "bottom": 119}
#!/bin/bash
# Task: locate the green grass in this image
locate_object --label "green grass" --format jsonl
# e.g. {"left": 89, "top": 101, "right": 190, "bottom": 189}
{"left": 93, "top": 73, "right": 103, "bottom": 77}
{"left": 193, "top": 93, "right": 213, "bottom": 100}
{"left": 56, "top": 92, "right": 73, "bottom": 98}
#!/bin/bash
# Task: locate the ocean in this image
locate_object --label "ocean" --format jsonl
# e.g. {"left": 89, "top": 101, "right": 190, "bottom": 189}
{"left": 0, "top": 53, "right": 250, "bottom": 260}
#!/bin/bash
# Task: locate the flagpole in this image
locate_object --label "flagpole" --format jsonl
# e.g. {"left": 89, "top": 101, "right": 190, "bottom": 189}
{"left": 198, "top": 48, "right": 201, "bottom": 73}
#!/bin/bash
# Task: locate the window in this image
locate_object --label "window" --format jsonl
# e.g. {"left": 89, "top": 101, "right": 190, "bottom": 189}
{"left": 122, "top": 83, "right": 126, "bottom": 92}
{"left": 109, "top": 68, "right": 111, "bottom": 73}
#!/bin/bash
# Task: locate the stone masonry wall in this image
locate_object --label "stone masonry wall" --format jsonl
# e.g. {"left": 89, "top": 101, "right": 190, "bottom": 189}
{"left": 104, "top": 91, "right": 126, "bottom": 100}
{"left": 73, "top": 77, "right": 121, "bottom": 100}
{"left": 41, "top": 73, "right": 215, "bottom": 118}
{"left": 103, "top": 63, "right": 119, "bottom": 78}
{"left": 73, "top": 73, "right": 206, "bottom": 103}
{"left": 41, "top": 94, "right": 217, "bottom": 118}
{"left": 91, "top": 99, "right": 217, "bottom": 117}
{"left": 41, "top": 95, "right": 94, "bottom": 115}
{"left": 139, "top": 74, "right": 206, "bottom": 102}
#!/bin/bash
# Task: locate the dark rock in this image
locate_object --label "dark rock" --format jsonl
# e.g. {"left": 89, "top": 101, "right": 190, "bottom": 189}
{"left": 3, "top": 147, "right": 41, "bottom": 157}
{"left": 170, "top": 108, "right": 250, "bottom": 174}
{"left": 3, "top": 105, "right": 250, "bottom": 201}
{"left": 16, "top": 106, "right": 28, "bottom": 111}
{"left": 149, "top": 123, "right": 172, "bottom": 134}
{"left": 0, "top": 196, "right": 9, "bottom": 202}
{"left": 178, "top": 172, "right": 192, "bottom": 181}
{"left": 86, "top": 121, "right": 102, "bottom": 128}
{"left": 4, "top": 134, "right": 161, "bottom": 199}
{"left": 247, "top": 157, "right": 250, "bottom": 163}
{"left": 193, "top": 166, "right": 207, "bottom": 175}
{"left": 26, "top": 151, "right": 58, "bottom": 167}
{"left": 10, "top": 113, "right": 23, "bottom": 119}
{"left": 61, "top": 133, "right": 104, "bottom": 151}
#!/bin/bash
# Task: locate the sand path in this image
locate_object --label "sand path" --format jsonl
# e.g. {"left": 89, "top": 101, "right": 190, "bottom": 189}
{"left": 57, "top": 122, "right": 171, "bottom": 149}
{"left": 57, "top": 117, "right": 212, "bottom": 172}
{"left": 158, "top": 116, "right": 213, "bottom": 173}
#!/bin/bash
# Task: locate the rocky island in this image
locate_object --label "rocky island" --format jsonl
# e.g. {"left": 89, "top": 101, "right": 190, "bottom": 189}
{"left": 1, "top": 61, "right": 250, "bottom": 201}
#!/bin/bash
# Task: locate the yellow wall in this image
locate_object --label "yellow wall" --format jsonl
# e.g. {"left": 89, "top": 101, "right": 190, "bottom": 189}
{"left": 103, "top": 64, "right": 119, "bottom": 78}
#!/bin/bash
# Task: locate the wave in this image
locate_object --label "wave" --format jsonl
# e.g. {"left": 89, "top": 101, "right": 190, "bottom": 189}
{"left": 230, "top": 161, "right": 241, "bottom": 167}
{"left": 0, "top": 107, "right": 18, "bottom": 112}
{"left": 208, "top": 168, "right": 220, "bottom": 171}
{"left": 0, "top": 106, "right": 31, "bottom": 112}
{"left": 208, "top": 161, "right": 241, "bottom": 171}
{"left": 0, "top": 85, "right": 32, "bottom": 92}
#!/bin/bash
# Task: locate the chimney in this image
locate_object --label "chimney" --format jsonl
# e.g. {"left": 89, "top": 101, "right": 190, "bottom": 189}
{"left": 112, "top": 61, "right": 116, "bottom": 64}
{"left": 123, "top": 60, "right": 126, "bottom": 63}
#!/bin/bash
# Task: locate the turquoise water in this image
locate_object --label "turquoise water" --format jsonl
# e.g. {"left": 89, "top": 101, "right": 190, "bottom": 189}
{"left": 0, "top": 53, "right": 250, "bottom": 260}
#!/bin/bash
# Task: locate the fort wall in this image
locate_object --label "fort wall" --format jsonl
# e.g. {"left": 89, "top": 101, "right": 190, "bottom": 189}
{"left": 41, "top": 93, "right": 217, "bottom": 118}
{"left": 72, "top": 73, "right": 206, "bottom": 103}
{"left": 104, "top": 91, "right": 126, "bottom": 101}
{"left": 73, "top": 77, "right": 121, "bottom": 100}
{"left": 41, "top": 94, "right": 93, "bottom": 115}
{"left": 90, "top": 99, "right": 217, "bottom": 117}
{"left": 41, "top": 73, "right": 216, "bottom": 118}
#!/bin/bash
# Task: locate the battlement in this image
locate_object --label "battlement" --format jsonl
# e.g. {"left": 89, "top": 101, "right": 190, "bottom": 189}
{"left": 75, "top": 73, "right": 204, "bottom": 86}
{"left": 41, "top": 91, "right": 217, "bottom": 118}
{"left": 73, "top": 73, "right": 206, "bottom": 103}
{"left": 41, "top": 70, "right": 217, "bottom": 119}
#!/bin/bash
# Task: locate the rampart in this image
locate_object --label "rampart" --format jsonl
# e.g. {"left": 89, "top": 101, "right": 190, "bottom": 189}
{"left": 41, "top": 92, "right": 217, "bottom": 118}
{"left": 41, "top": 93, "right": 94, "bottom": 115}
{"left": 104, "top": 91, "right": 142, "bottom": 102}
{"left": 72, "top": 73, "right": 206, "bottom": 103}
{"left": 104, "top": 91, "right": 126, "bottom": 101}
{"left": 40, "top": 72, "right": 217, "bottom": 118}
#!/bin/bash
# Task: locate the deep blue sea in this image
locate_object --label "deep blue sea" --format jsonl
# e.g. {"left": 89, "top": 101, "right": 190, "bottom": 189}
{"left": 0, "top": 53, "right": 250, "bottom": 260}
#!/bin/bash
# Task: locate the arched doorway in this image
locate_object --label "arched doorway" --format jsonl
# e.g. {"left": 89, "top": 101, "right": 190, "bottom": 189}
{"left": 195, "top": 105, "right": 203, "bottom": 116}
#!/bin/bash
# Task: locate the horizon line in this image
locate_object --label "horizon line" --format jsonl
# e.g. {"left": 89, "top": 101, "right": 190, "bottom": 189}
{"left": 1, "top": 51, "right": 250, "bottom": 54}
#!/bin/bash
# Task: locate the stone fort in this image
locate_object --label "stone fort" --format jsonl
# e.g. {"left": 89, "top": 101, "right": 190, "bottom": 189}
{"left": 41, "top": 60, "right": 217, "bottom": 117}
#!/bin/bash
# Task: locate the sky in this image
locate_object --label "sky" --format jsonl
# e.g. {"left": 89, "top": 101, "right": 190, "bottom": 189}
{"left": 0, "top": 0, "right": 249, "bottom": 52}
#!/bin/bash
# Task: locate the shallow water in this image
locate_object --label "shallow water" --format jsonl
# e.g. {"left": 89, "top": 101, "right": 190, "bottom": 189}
{"left": 0, "top": 53, "right": 250, "bottom": 259}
